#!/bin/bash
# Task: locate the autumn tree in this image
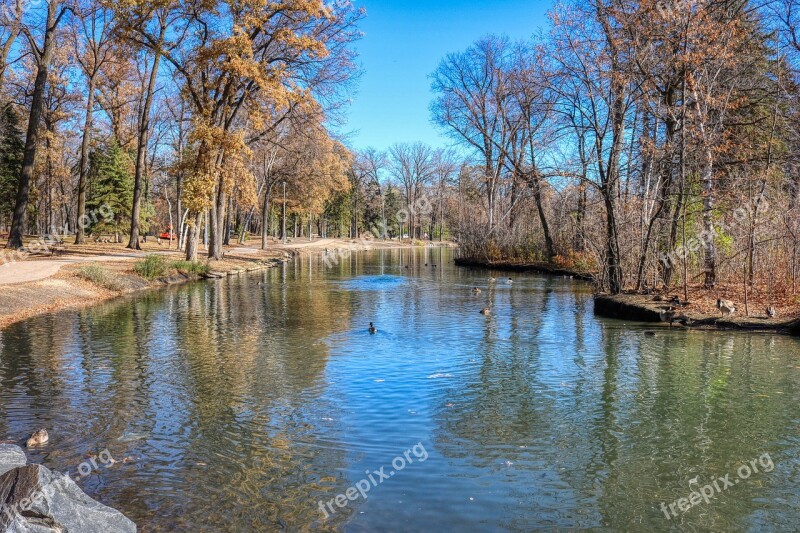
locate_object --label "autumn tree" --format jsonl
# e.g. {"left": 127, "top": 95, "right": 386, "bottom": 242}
{"left": 6, "top": 0, "right": 69, "bottom": 249}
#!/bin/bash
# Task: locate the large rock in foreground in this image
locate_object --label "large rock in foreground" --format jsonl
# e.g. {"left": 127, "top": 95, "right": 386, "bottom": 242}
{"left": 0, "top": 447, "right": 135, "bottom": 533}
{"left": 0, "top": 446, "right": 26, "bottom": 477}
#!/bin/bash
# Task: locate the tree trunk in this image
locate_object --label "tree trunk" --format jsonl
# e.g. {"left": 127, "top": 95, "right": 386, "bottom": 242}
{"left": 185, "top": 213, "right": 201, "bottom": 261}
{"left": 75, "top": 76, "right": 96, "bottom": 244}
{"left": 604, "top": 96, "right": 626, "bottom": 295}
{"left": 701, "top": 152, "right": 716, "bottom": 288}
{"left": 209, "top": 174, "right": 226, "bottom": 259}
{"left": 128, "top": 23, "right": 166, "bottom": 250}
{"left": 0, "top": 3, "right": 22, "bottom": 93}
{"left": 261, "top": 183, "right": 273, "bottom": 249}
{"left": 7, "top": 1, "right": 61, "bottom": 249}
{"left": 531, "top": 171, "right": 555, "bottom": 260}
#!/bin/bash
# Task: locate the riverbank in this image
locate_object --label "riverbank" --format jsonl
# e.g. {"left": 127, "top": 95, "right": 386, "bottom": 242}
{"left": 0, "top": 237, "right": 430, "bottom": 329}
{"left": 453, "top": 257, "right": 595, "bottom": 281}
{"left": 452, "top": 255, "right": 800, "bottom": 336}
{"left": 595, "top": 293, "right": 800, "bottom": 335}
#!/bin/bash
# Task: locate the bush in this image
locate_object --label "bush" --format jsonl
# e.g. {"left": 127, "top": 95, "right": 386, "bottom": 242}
{"left": 77, "top": 265, "right": 127, "bottom": 292}
{"left": 133, "top": 255, "right": 170, "bottom": 280}
{"left": 171, "top": 260, "right": 210, "bottom": 277}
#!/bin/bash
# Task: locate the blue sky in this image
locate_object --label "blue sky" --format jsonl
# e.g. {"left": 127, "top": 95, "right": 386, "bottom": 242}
{"left": 343, "top": 0, "right": 554, "bottom": 152}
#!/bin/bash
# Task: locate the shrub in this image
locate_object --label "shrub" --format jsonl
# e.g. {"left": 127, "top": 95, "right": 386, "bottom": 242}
{"left": 77, "top": 264, "right": 127, "bottom": 291}
{"left": 133, "top": 255, "right": 169, "bottom": 280}
{"left": 171, "top": 260, "right": 210, "bottom": 277}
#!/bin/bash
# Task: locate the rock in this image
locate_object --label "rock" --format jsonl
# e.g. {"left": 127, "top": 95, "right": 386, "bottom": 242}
{"left": 0, "top": 462, "right": 136, "bottom": 532}
{"left": 0, "top": 446, "right": 26, "bottom": 477}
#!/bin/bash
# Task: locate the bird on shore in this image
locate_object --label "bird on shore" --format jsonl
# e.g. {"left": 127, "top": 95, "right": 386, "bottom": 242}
{"left": 472, "top": 287, "right": 482, "bottom": 294}
{"left": 767, "top": 306, "right": 777, "bottom": 319}
{"left": 717, "top": 299, "right": 737, "bottom": 317}
{"left": 26, "top": 429, "right": 49, "bottom": 448}
{"left": 660, "top": 307, "right": 689, "bottom": 327}
{"left": 368, "top": 322, "right": 377, "bottom": 334}
{"left": 480, "top": 308, "right": 491, "bottom": 316}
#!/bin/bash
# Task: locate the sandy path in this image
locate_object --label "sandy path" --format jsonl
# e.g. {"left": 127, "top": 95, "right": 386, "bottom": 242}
{"left": 0, "top": 254, "right": 146, "bottom": 286}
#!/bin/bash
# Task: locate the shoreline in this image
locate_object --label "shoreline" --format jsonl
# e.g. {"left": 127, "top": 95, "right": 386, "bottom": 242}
{"left": 0, "top": 238, "right": 427, "bottom": 330}
{"left": 594, "top": 293, "right": 800, "bottom": 337}
{"left": 0, "top": 254, "right": 285, "bottom": 330}
{"left": 452, "top": 255, "right": 800, "bottom": 337}
{"left": 453, "top": 257, "right": 595, "bottom": 281}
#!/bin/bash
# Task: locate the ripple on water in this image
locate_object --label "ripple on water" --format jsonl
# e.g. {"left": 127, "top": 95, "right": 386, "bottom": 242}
{"left": 1, "top": 249, "right": 799, "bottom": 532}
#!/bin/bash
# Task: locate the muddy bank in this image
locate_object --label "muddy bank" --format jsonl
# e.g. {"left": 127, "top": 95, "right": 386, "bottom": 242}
{"left": 595, "top": 293, "right": 800, "bottom": 335}
{"left": 454, "top": 257, "right": 594, "bottom": 281}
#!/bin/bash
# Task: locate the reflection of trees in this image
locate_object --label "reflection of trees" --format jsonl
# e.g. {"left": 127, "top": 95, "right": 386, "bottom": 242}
{"left": 2, "top": 251, "right": 800, "bottom": 530}
{"left": 431, "top": 283, "right": 557, "bottom": 459}
{"left": 428, "top": 278, "right": 800, "bottom": 530}
{"left": 0, "top": 259, "right": 361, "bottom": 530}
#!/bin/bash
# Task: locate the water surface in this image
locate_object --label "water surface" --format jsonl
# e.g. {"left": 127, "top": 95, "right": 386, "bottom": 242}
{"left": 1, "top": 248, "right": 799, "bottom": 531}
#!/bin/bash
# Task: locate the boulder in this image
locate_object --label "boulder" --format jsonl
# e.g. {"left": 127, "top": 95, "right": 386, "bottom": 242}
{"left": 0, "top": 460, "right": 135, "bottom": 532}
{"left": 0, "top": 446, "right": 26, "bottom": 477}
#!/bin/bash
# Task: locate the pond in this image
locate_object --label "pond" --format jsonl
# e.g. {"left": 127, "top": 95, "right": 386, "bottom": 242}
{"left": 1, "top": 247, "right": 798, "bottom": 531}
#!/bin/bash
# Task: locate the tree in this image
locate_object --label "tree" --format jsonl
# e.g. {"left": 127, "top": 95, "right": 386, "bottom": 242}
{"left": 86, "top": 140, "right": 134, "bottom": 239}
{"left": 0, "top": 0, "right": 23, "bottom": 92}
{"left": 431, "top": 36, "right": 511, "bottom": 231}
{"left": 72, "top": 1, "right": 114, "bottom": 244}
{"left": 388, "top": 142, "right": 435, "bottom": 240}
{"left": 0, "top": 102, "right": 23, "bottom": 226}
{"left": 6, "top": 0, "right": 69, "bottom": 249}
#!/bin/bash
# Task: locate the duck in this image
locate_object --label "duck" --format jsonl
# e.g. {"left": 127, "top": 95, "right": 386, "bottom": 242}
{"left": 472, "top": 287, "right": 482, "bottom": 294}
{"left": 767, "top": 306, "right": 777, "bottom": 319}
{"left": 368, "top": 322, "right": 377, "bottom": 334}
{"left": 488, "top": 277, "right": 496, "bottom": 283}
{"left": 717, "top": 299, "right": 737, "bottom": 317}
{"left": 26, "top": 429, "right": 49, "bottom": 448}
{"left": 506, "top": 278, "right": 514, "bottom": 284}
{"left": 480, "top": 308, "right": 491, "bottom": 316}
{"left": 659, "top": 307, "right": 689, "bottom": 327}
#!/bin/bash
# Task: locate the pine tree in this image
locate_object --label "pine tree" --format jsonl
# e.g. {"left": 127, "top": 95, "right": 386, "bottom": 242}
{"left": 0, "top": 103, "right": 24, "bottom": 228}
{"left": 87, "top": 139, "right": 134, "bottom": 239}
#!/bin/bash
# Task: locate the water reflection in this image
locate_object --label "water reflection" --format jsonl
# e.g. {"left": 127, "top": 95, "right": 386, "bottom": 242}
{"left": 0, "top": 248, "right": 798, "bottom": 531}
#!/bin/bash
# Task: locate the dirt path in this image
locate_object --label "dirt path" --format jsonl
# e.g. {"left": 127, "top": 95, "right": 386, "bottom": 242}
{"left": 0, "top": 254, "right": 146, "bottom": 286}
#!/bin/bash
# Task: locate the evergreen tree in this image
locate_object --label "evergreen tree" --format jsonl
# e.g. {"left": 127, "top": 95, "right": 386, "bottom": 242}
{"left": 0, "top": 103, "right": 24, "bottom": 227}
{"left": 87, "top": 139, "right": 134, "bottom": 238}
